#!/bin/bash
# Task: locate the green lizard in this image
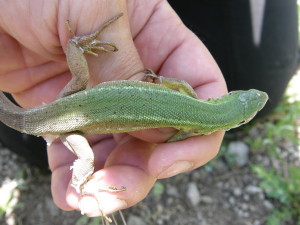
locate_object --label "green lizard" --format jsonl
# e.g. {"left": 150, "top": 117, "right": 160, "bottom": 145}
{"left": 0, "top": 13, "right": 268, "bottom": 221}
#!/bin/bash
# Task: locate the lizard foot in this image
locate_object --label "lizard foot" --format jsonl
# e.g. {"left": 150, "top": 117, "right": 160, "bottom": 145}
{"left": 143, "top": 68, "right": 198, "bottom": 99}
{"left": 143, "top": 68, "right": 159, "bottom": 83}
{"left": 79, "top": 178, "right": 126, "bottom": 222}
{"left": 65, "top": 13, "right": 123, "bottom": 56}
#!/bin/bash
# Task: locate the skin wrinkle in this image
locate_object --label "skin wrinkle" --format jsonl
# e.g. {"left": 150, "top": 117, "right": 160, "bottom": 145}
{"left": 134, "top": 9, "right": 182, "bottom": 71}
{"left": 13, "top": 71, "right": 70, "bottom": 108}
{"left": 57, "top": 0, "right": 71, "bottom": 50}
{"left": 152, "top": 12, "right": 187, "bottom": 75}
{"left": 131, "top": 4, "right": 156, "bottom": 39}
{"left": 28, "top": 2, "right": 61, "bottom": 58}
{"left": 41, "top": 0, "right": 60, "bottom": 38}
{"left": 1, "top": 61, "right": 68, "bottom": 93}
{"left": 0, "top": 35, "right": 21, "bottom": 75}
{"left": 156, "top": 36, "right": 187, "bottom": 77}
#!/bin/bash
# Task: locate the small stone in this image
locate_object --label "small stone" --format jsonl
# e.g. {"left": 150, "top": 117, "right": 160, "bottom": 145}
{"left": 186, "top": 182, "right": 201, "bottom": 206}
{"left": 223, "top": 202, "right": 230, "bottom": 209}
{"left": 166, "top": 185, "right": 179, "bottom": 197}
{"left": 254, "top": 220, "right": 261, "bottom": 225}
{"left": 258, "top": 192, "right": 265, "bottom": 200}
{"left": 245, "top": 185, "right": 262, "bottom": 194}
{"left": 227, "top": 141, "right": 250, "bottom": 167}
{"left": 166, "top": 197, "right": 174, "bottom": 205}
{"left": 233, "top": 187, "right": 242, "bottom": 196}
{"left": 196, "top": 211, "right": 208, "bottom": 225}
{"left": 156, "top": 204, "right": 163, "bottom": 213}
{"left": 262, "top": 158, "right": 271, "bottom": 167}
{"left": 243, "top": 211, "right": 250, "bottom": 218}
{"left": 263, "top": 200, "right": 274, "bottom": 211}
{"left": 249, "top": 205, "right": 256, "bottom": 212}
{"left": 214, "top": 160, "right": 229, "bottom": 172}
{"left": 157, "top": 219, "right": 163, "bottom": 225}
{"left": 223, "top": 182, "right": 230, "bottom": 189}
{"left": 236, "top": 209, "right": 244, "bottom": 217}
{"left": 127, "top": 215, "right": 147, "bottom": 225}
{"left": 216, "top": 182, "right": 223, "bottom": 188}
{"left": 201, "top": 196, "right": 214, "bottom": 204}
{"left": 243, "top": 194, "right": 250, "bottom": 201}
{"left": 229, "top": 197, "right": 236, "bottom": 205}
{"left": 241, "top": 203, "right": 249, "bottom": 211}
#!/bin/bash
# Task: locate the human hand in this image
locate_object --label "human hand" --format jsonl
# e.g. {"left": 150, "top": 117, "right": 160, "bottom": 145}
{"left": 0, "top": 0, "right": 227, "bottom": 216}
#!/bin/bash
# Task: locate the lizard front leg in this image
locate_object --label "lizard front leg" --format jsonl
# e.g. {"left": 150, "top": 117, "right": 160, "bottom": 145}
{"left": 58, "top": 13, "right": 123, "bottom": 99}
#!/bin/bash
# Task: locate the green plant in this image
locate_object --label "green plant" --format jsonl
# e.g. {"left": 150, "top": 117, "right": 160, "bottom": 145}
{"left": 0, "top": 169, "right": 26, "bottom": 218}
{"left": 248, "top": 85, "right": 300, "bottom": 225}
{"left": 151, "top": 181, "right": 165, "bottom": 198}
{"left": 252, "top": 165, "right": 300, "bottom": 225}
{"left": 76, "top": 212, "right": 127, "bottom": 225}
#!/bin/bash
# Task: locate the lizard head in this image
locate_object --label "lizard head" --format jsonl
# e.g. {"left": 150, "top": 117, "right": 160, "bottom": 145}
{"left": 235, "top": 89, "right": 269, "bottom": 125}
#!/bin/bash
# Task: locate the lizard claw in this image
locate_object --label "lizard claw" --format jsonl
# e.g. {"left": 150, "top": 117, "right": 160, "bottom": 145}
{"left": 76, "top": 40, "right": 119, "bottom": 56}
{"left": 65, "top": 13, "right": 123, "bottom": 56}
{"left": 78, "top": 178, "right": 126, "bottom": 222}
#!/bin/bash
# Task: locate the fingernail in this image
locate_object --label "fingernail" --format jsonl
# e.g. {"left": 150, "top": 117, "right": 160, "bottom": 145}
{"left": 100, "top": 197, "right": 127, "bottom": 214}
{"left": 81, "top": 194, "right": 127, "bottom": 217}
{"left": 157, "top": 160, "right": 194, "bottom": 178}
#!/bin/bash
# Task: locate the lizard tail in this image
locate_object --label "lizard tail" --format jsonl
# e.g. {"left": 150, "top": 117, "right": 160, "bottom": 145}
{"left": 0, "top": 92, "right": 26, "bottom": 132}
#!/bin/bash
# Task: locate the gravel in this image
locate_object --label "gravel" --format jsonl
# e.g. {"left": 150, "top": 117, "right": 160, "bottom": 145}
{"left": 0, "top": 116, "right": 299, "bottom": 225}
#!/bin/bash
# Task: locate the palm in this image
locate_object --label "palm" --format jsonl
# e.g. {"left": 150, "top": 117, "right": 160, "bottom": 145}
{"left": 0, "top": 0, "right": 227, "bottom": 216}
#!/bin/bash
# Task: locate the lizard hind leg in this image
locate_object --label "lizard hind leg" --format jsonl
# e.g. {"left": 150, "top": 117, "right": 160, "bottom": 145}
{"left": 144, "top": 69, "right": 199, "bottom": 99}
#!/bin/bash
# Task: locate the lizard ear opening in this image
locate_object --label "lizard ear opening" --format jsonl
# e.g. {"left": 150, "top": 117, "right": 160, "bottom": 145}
{"left": 238, "top": 120, "right": 246, "bottom": 126}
